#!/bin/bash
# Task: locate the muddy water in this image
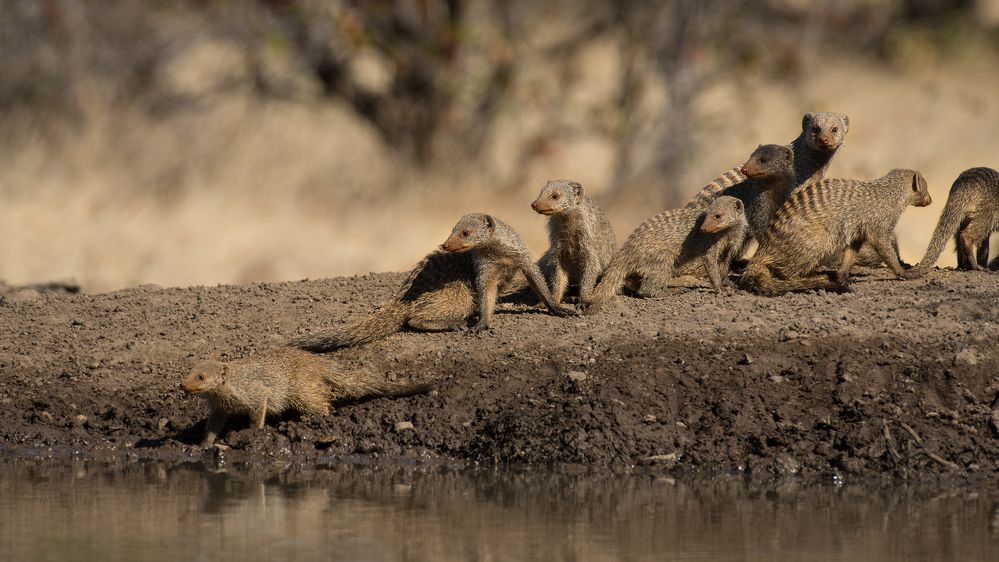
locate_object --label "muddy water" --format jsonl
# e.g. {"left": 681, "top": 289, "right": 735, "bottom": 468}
{"left": 0, "top": 458, "right": 996, "bottom": 562}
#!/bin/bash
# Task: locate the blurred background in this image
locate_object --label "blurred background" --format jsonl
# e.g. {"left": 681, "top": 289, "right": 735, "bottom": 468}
{"left": 1, "top": 0, "right": 998, "bottom": 292}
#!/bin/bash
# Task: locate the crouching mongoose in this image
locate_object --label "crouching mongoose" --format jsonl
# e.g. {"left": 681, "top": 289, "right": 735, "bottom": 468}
{"left": 684, "top": 112, "right": 850, "bottom": 206}
{"left": 585, "top": 196, "right": 748, "bottom": 309}
{"left": 740, "top": 169, "right": 932, "bottom": 296}
{"left": 292, "top": 213, "right": 577, "bottom": 351}
{"left": 909, "top": 167, "right": 999, "bottom": 275}
{"left": 180, "top": 348, "right": 434, "bottom": 446}
{"left": 530, "top": 180, "right": 616, "bottom": 303}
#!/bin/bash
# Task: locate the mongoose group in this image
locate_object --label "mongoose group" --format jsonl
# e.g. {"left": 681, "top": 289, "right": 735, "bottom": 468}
{"left": 182, "top": 110, "right": 999, "bottom": 445}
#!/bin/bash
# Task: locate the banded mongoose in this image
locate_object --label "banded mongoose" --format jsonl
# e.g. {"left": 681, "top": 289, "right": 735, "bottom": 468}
{"left": 292, "top": 215, "right": 576, "bottom": 351}
{"left": 685, "top": 144, "right": 795, "bottom": 248}
{"left": 585, "top": 196, "right": 748, "bottom": 308}
{"left": 180, "top": 348, "right": 434, "bottom": 446}
{"left": 439, "top": 213, "right": 578, "bottom": 331}
{"left": 740, "top": 169, "right": 932, "bottom": 296}
{"left": 530, "top": 180, "right": 616, "bottom": 303}
{"left": 685, "top": 112, "right": 850, "bottom": 206}
{"left": 909, "top": 167, "right": 999, "bottom": 275}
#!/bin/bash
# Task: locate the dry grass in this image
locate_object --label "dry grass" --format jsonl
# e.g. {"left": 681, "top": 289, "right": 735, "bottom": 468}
{"left": 1, "top": 57, "right": 998, "bottom": 292}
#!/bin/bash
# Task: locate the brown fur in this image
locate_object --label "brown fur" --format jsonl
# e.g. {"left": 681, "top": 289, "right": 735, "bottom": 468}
{"left": 910, "top": 167, "right": 999, "bottom": 275}
{"left": 180, "top": 348, "right": 433, "bottom": 446}
{"left": 530, "top": 180, "right": 616, "bottom": 303}
{"left": 741, "top": 169, "right": 932, "bottom": 296}
{"left": 585, "top": 196, "right": 748, "bottom": 309}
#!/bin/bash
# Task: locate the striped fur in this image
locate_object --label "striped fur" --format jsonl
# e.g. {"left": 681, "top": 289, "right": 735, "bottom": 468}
{"left": 741, "top": 169, "right": 932, "bottom": 296}
{"left": 911, "top": 167, "right": 999, "bottom": 275}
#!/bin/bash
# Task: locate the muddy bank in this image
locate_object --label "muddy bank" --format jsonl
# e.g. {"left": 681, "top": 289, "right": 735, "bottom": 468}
{"left": 1, "top": 268, "right": 997, "bottom": 483}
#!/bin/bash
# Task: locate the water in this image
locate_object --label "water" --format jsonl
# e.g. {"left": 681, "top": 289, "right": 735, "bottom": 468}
{"left": 0, "top": 458, "right": 996, "bottom": 561}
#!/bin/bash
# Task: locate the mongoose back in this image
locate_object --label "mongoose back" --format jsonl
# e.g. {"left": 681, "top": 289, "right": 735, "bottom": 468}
{"left": 585, "top": 196, "right": 748, "bottom": 308}
{"left": 180, "top": 348, "right": 433, "bottom": 446}
{"left": 292, "top": 214, "right": 576, "bottom": 351}
{"left": 909, "top": 167, "right": 999, "bottom": 275}
{"left": 684, "top": 112, "right": 849, "bottom": 206}
{"left": 530, "top": 180, "right": 616, "bottom": 303}
{"left": 741, "top": 169, "right": 932, "bottom": 296}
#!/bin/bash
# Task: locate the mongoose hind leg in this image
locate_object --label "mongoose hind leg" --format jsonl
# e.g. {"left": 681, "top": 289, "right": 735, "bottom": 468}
{"left": 254, "top": 397, "right": 268, "bottom": 429}
{"left": 836, "top": 243, "right": 861, "bottom": 285}
{"left": 958, "top": 230, "right": 986, "bottom": 271}
{"left": 549, "top": 261, "right": 570, "bottom": 304}
{"left": 976, "top": 238, "right": 990, "bottom": 269}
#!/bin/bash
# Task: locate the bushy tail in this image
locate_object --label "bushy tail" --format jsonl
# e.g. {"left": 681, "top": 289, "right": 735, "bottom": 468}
{"left": 909, "top": 201, "right": 965, "bottom": 277}
{"left": 740, "top": 261, "right": 846, "bottom": 296}
{"left": 290, "top": 300, "right": 410, "bottom": 352}
{"left": 584, "top": 259, "right": 628, "bottom": 311}
{"left": 329, "top": 373, "right": 436, "bottom": 404}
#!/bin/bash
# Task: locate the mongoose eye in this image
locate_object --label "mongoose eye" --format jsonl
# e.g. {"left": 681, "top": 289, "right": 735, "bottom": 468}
{"left": 461, "top": 230, "right": 470, "bottom": 237}
{"left": 714, "top": 214, "right": 722, "bottom": 219}
{"left": 759, "top": 157, "right": 768, "bottom": 164}
{"left": 831, "top": 127, "right": 838, "bottom": 133}
{"left": 198, "top": 374, "right": 205, "bottom": 381}
{"left": 551, "top": 193, "right": 560, "bottom": 200}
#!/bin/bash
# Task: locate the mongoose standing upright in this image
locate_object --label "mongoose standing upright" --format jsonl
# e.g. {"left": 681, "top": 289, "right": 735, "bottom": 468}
{"left": 530, "top": 180, "right": 616, "bottom": 304}
{"left": 180, "top": 348, "right": 434, "bottom": 446}
{"left": 439, "top": 213, "right": 578, "bottom": 331}
{"left": 909, "top": 167, "right": 999, "bottom": 275}
{"left": 684, "top": 112, "right": 850, "bottom": 206}
{"left": 292, "top": 215, "right": 576, "bottom": 351}
{"left": 585, "top": 196, "right": 748, "bottom": 308}
{"left": 740, "top": 169, "right": 932, "bottom": 296}
{"left": 685, "top": 144, "right": 795, "bottom": 247}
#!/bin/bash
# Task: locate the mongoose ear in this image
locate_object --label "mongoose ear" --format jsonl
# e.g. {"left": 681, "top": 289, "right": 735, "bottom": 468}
{"left": 484, "top": 214, "right": 496, "bottom": 232}
{"left": 841, "top": 114, "right": 850, "bottom": 130}
{"left": 802, "top": 112, "right": 814, "bottom": 130}
{"left": 571, "top": 181, "right": 584, "bottom": 197}
{"left": 782, "top": 146, "right": 793, "bottom": 162}
{"left": 219, "top": 363, "right": 229, "bottom": 381}
{"left": 733, "top": 199, "right": 743, "bottom": 211}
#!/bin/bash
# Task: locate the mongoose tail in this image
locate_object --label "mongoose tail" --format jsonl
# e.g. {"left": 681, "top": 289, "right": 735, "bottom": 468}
{"left": 291, "top": 300, "right": 410, "bottom": 352}
{"left": 584, "top": 260, "right": 628, "bottom": 311}
{"left": 740, "top": 262, "right": 847, "bottom": 297}
{"left": 909, "top": 198, "right": 967, "bottom": 276}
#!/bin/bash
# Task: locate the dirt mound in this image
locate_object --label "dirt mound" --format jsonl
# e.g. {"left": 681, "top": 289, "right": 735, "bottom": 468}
{"left": 0, "top": 268, "right": 997, "bottom": 482}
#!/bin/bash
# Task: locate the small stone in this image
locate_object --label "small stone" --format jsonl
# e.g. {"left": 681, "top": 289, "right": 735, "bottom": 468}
{"left": 640, "top": 452, "right": 679, "bottom": 465}
{"left": 643, "top": 414, "right": 658, "bottom": 423}
{"left": 157, "top": 418, "right": 170, "bottom": 431}
{"left": 395, "top": 421, "right": 414, "bottom": 432}
{"left": 954, "top": 348, "right": 978, "bottom": 366}
{"left": 567, "top": 371, "right": 587, "bottom": 382}
{"left": 72, "top": 414, "right": 88, "bottom": 427}
{"left": 738, "top": 353, "right": 753, "bottom": 365}
{"left": 39, "top": 411, "right": 54, "bottom": 423}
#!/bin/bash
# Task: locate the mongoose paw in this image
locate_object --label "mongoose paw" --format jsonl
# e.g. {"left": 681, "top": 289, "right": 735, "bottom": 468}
{"left": 467, "top": 322, "right": 490, "bottom": 335}
{"left": 551, "top": 304, "right": 580, "bottom": 317}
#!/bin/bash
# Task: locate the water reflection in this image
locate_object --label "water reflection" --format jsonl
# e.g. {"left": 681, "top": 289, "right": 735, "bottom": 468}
{"left": 0, "top": 458, "right": 995, "bottom": 561}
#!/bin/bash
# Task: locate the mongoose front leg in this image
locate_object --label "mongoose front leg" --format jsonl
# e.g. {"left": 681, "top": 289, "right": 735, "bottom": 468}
{"left": 702, "top": 254, "right": 726, "bottom": 293}
{"left": 519, "top": 259, "right": 578, "bottom": 317}
{"left": 576, "top": 253, "right": 603, "bottom": 304}
{"left": 549, "top": 259, "right": 570, "bottom": 304}
{"left": 201, "top": 410, "right": 228, "bottom": 447}
{"left": 868, "top": 233, "right": 913, "bottom": 279}
{"left": 836, "top": 244, "right": 859, "bottom": 285}
{"left": 254, "top": 397, "right": 268, "bottom": 429}
{"left": 471, "top": 266, "right": 500, "bottom": 333}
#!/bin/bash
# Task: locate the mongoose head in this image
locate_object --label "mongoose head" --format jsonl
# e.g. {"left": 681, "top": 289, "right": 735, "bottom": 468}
{"left": 887, "top": 169, "right": 933, "bottom": 207}
{"left": 740, "top": 144, "right": 794, "bottom": 180}
{"left": 531, "top": 180, "right": 583, "bottom": 216}
{"left": 701, "top": 196, "right": 746, "bottom": 234}
{"left": 802, "top": 112, "right": 849, "bottom": 152}
{"left": 441, "top": 213, "right": 496, "bottom": 252}
{"left": 180, "top": 361, "right": 227, "bottom": 394}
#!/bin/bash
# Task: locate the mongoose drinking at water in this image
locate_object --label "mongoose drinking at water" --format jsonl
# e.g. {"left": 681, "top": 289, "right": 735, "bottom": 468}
{"left": 180, "top": 348, "right": 434, "bottom": 446}
{"left": 685, "top": 144, "right": 795, "bottom": 248}
{"left": 740, "top": 169, "right": 932, "bottom": 296}
{"left": 685, "top": 112, "right": 850, "bottom": 206}
{"left": 292, "top": 213, "right": 576, "bottom": 351}
{"left": 585, "top": 196, "right": 748, "bottom": 308}
{"left": 909, "top": 167, "right": 999, "bottom": 275}
{"left": 530, "top": 180, "right": 616, "bottom": 303}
